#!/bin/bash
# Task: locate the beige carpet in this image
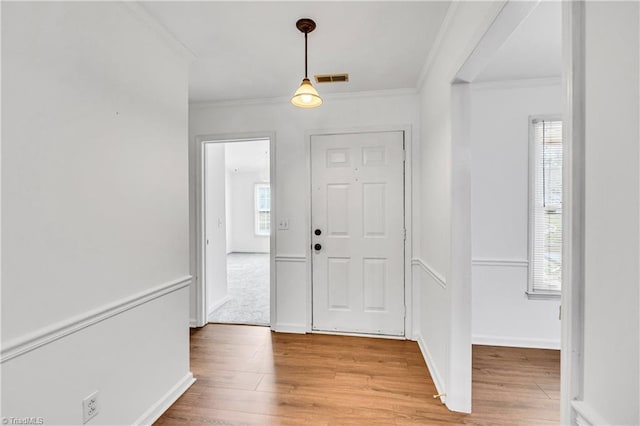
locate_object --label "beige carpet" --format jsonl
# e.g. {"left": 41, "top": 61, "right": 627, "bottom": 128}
{"left": 208, "top": 252, "right": 270, "bottom": 326}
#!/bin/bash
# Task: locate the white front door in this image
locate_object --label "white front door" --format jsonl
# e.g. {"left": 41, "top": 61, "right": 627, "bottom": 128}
{"left": 311, "top": 131, "right": 405, "bottom": 336}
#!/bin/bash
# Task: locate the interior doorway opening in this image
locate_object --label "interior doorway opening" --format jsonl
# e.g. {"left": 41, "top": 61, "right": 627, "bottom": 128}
{"left": 448, "top": 0, "right": 563, "bottom": 415}
{"left": 202, "top": 138, "right": 272, "bottom": 327}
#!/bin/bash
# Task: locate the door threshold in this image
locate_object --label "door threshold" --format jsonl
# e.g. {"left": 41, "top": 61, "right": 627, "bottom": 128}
{"left": 311, "top": 329, "right": 406, "bottom": 340}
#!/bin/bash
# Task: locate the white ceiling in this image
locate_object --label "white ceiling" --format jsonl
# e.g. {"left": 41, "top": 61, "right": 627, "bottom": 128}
{"left": 475, "top": 1, "right": 562, "bottom": 82}
{"left": 225, "top": 140, "right": 270, "bottom": 173}
{"left": 140, "top": 1, "right": 451, "bottom": 103}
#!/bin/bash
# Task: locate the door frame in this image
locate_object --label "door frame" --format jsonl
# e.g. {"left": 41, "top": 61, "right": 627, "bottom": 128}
{"left": 305, "top": 125, "right": 413, "bottom": 338}
{"left": 192, "top": 131, "right": 277, "bottom": 329}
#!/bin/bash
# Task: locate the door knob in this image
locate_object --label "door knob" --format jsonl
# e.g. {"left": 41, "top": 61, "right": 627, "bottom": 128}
{"left": 314, "top": 229, "right": 322, "bottom": 236}
{"left": 314, "top": 243, "right": 322, "bottom": 251}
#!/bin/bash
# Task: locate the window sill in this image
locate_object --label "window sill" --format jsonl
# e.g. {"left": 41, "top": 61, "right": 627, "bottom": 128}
{"left": 525, "top": 291, "right": 561, "bottom": 300}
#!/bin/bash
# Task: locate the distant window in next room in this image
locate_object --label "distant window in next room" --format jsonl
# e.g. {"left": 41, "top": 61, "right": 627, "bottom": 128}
{"left": 529, "top": 118, "right": 563, "bottom": 297}
{"left": 255, "top": 183, "right": 271, "bottom": 236}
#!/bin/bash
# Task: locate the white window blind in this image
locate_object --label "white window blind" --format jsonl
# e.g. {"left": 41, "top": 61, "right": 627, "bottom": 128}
{"left": 255, "top": 184, "right": 271, "bottom": 236}
{"left": 530, "top": 119, "right": 563, "bottom": 294}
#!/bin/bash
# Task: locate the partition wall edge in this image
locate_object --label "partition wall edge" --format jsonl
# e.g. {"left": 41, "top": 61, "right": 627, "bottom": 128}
{"left": 560, "top": 1, "right": 586, "bottom": 424}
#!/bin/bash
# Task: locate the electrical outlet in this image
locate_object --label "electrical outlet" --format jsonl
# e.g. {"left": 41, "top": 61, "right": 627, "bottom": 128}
{"left": 82, "top": 391, "right": 99, "bottom": 423}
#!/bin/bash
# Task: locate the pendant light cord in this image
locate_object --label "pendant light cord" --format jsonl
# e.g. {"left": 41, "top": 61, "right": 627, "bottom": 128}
{"left": 304, "top": 32, "right": 308, "bottom": 78}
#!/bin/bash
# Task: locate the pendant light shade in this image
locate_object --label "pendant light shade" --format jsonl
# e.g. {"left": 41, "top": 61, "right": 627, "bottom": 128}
{"left": 291, "top": 78, "right": 323, "bottom": 108}
{"left": 291, "top": 18, "right": 322, "bottom": 108}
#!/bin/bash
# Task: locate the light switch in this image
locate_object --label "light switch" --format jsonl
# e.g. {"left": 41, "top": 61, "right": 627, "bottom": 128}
{"left": 278, "top": 219, "right": 289, "bottom": 230}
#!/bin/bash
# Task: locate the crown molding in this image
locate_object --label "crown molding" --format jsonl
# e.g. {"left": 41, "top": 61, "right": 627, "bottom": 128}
{"left": 189, "top": 88, "right": 418, "bottom": 110}
{"left": 119, "top": 1, "right": 196, "bottom": 62}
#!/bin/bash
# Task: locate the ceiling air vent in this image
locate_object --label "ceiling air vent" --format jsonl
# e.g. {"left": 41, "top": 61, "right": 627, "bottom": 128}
{"left": 314, "top": 73, "right": 349, "bottom": 84}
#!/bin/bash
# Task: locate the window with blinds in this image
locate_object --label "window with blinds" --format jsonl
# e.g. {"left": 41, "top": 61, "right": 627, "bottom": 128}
{"left": 255, "top": 183, "right": 271, "bottom": 236}
{"left": 529, "top": 118, "right": 563, "bottom": 295}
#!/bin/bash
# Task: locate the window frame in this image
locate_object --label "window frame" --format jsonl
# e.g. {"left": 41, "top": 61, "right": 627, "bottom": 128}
{"left": 527, "top": 115, "right": 563, "bottom": 300}
{"left": 254, "top": 183, "right": 271, "bottom": 237}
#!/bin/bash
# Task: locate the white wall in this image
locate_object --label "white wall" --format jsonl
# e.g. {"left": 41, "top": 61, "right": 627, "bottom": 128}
{"left": 189, "top": 92, "right": 419, "bottom": 331}
{"left": 205, "top": 144, "right": 229, "bottom": 314}
{"left": 1, "top": 3, "right": 191, "bottom": 424}
{"left": 226, "top": 170, "right": 270, "bottom": 253}
{"left": 576, "top": 2, "right": 639, "bottom": 424}
{"left": 471, "top": 81, "right": 561, "bottom": 349}
{"left": 414, "top": 0, "right": 505, "bottom": 413}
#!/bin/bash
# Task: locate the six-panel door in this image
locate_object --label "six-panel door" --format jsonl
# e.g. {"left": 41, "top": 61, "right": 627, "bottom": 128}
{"left": 311, "top": 131, "right": 405, "bottom": 336}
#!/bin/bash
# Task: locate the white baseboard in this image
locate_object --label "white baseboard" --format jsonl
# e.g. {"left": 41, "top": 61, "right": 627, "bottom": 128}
{"left": 473, "top": 334, "right": 560, "bottom": 350}
{"left": 207, "top": 295, "right": 232, "bottom": 320}
{"left": 415, "top": 332, "right": 447, "bottom": 404}
{"left": 189, "top": 318, "right": 199, "bottom": 328}
{"left": 273, "top": 323, "right": 307, "bottom": 334}
{"left": 133, "top": 372, "right": 196, "bottom": 426}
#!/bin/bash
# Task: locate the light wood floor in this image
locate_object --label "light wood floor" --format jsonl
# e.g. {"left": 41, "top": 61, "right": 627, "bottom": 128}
{"left": 155, "top": 324, "right": 560, "bottom": 425}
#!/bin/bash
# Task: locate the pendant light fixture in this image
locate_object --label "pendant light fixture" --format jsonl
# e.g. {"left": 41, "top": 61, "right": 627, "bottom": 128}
{"left": 291, "top": 18, "right": 322, "bottom": 108}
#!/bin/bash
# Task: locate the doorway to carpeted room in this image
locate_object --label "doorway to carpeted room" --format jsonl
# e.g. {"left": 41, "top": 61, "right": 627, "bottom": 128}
{"left": 203, "top": 138, "right": 271, "bottom": 327}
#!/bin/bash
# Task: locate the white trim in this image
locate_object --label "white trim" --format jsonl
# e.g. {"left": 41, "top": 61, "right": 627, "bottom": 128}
{"left": 561, "top": 2, "right": 586, "bottom": 424}
{"left": 412, "top": 258, "right": 447, "bottom": 289}
{"left": 189, "top": 88, "right": 417, "bottom": 110}
{"left": 270, "top": 136, "right": 278, "bottom": 331}
{"left": 472, "top": 258, "right": 528, "bottom": 267}
{"left": 473, "top": 335, "right": 560, "bottom": 350}
{"left": 525, "top": 290, "right": 561, "bottom": 301}
{"left": 275, "top": 255, "right": 307, "bottom": 263}
{"left": 206, "top": 295, "right": 232, "bottom": 321}
{"left": 1, "top": 276, "right": 192, "bottom": 363}
{"left": 416, "top": 0, "right": 460, "bottom": 90}
{"left": 272, "top": 323, "right": 307, "bottom": 334}
{"left": 416, "top": 332, "right": 447, "bottom": 404}
{"left": 404, "top": 126, "right": 415, "bottom": 340}
{"left": 132, "top": 372, "right": 196, "bottom": 426}
{"left": 471, "top": 77, "right": 562, "bottom": 91}
{"left": 571, "top": 401, "right": 610, "bottom": 426}
{"left": 118, "top": 2, "right": 196, "bottom": 62}
{"left": 306, "top": 126, "right": 413, "bottom": 337}
{"left": 189, "top": 318, "right": 199, "bottom": 328}
{"left": 193, "top": 132, "right": 277, "bottom": 331}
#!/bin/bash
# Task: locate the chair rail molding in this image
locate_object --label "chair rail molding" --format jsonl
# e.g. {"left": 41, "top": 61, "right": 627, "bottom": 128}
{"left": 472, "top": 258, "right": 529, "bottom": 267}
{"left": 572, "top": 401, "right": 610, "bottom": 426}
{"left": 1, "top": 276, "right": 192, "bottom": 363}
{"left": 275, "top": 255, "right": 307, "bottom": 263}
{"left": 412, "top": 258, "right": 447, "bottom": 289}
